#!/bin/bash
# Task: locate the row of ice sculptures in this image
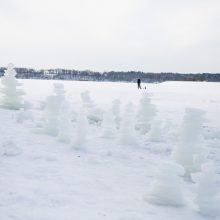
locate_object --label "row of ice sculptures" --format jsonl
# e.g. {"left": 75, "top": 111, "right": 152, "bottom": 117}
{"left": 0, "top": 64, "right": 219, "bottom": 217}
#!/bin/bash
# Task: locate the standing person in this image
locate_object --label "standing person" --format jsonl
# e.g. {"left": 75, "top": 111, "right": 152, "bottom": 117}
{"left": 137, "top": 78, "right": 141, "bottom": 89}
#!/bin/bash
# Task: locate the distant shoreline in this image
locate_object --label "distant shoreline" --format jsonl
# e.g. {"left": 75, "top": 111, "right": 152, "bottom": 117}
{"left": 0, "top": 67, "right": 220, "bottom": 83}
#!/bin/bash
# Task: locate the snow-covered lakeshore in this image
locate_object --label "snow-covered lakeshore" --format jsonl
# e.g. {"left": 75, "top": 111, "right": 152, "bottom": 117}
{"left": 0, "top": 76, "right": 220, "bottom": 220}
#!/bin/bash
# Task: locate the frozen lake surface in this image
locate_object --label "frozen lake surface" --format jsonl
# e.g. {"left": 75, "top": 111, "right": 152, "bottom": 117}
{"left": 0, "top": 79, "right": 220, "bottom": 220}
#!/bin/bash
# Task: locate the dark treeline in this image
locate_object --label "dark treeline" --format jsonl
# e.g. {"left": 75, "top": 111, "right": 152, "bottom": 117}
{"left": 0, "top": 67, "right": 220, "bottom": 83}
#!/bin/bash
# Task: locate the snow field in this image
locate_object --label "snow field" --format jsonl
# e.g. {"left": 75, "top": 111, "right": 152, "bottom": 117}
{"left": 0, "top": 66, "right": 220, "bottom": 220}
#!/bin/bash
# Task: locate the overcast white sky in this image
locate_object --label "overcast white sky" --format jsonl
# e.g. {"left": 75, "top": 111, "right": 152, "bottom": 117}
{"left": 0, "top": 0, "right": 220, "bottom": 72}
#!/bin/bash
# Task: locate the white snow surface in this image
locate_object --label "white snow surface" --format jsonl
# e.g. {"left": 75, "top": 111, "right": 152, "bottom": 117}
{"left": 0, "top": 79, "right": 220, "bottom": 220}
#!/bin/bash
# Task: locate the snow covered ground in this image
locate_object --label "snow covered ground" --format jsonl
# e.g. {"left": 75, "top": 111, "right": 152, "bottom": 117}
{"left": 0, "top": 79, "right": 220, "bottom": 220}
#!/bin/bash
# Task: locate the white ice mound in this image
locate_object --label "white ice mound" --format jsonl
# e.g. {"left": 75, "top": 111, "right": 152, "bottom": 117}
{"left": 146, "top": 161, "right": 185, "bottom": 206}
{"left": 0, "top": 63, "right": 25, "bottom": 110}
{"left": 179, "top": 108, "right": 206, "bottom": 143}
{"left": 80, "top": 91, "right": 103, "bottom": 124}
{"left": 191, "top": 162, "right": 220, "bottom": 217}
{"left": 172, "top": 108, "right": 207, "bottom": 175}
{"left": 41, "top": 83, "right": 66, "bottom": 136}
{"left": 136, "top": 93, "right": 157, "bottom": 134}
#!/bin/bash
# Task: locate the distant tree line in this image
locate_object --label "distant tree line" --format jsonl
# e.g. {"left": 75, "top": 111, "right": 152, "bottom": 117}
{"left": 0, "top": 67, "right": 220, "bottom": 83}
